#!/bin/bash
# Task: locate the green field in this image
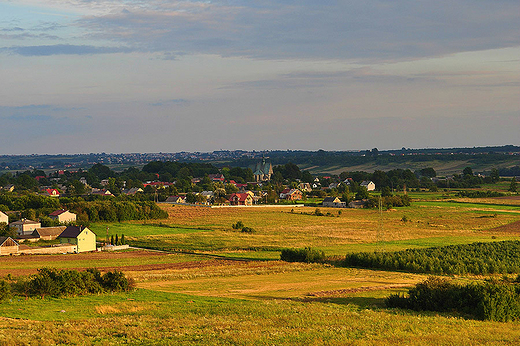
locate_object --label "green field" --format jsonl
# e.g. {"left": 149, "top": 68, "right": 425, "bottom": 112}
{"left": 2, "top": 195, "right": 520, "bottom": 344}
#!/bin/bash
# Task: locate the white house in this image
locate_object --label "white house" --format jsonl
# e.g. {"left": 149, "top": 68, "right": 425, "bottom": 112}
{"left": 360, "top": 181, "right": 376, "bottom": 191}
{"left": 0, "top": 211, "right": 8, "bottom": 225}
{"left": 9, "top": 219, "right": 42, "bottom": 236}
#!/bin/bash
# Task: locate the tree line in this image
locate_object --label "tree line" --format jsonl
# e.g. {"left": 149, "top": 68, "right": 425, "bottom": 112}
{"left": 344, "top": 241, "right": 520, "bottom": 275}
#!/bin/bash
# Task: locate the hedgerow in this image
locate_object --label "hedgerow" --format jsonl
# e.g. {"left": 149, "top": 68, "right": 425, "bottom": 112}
{"left": 11, "top": 268, "right": 134, "bottom": 299}
{"left": 344, "top": 241, "right": 520, "bottom": 275}
{"left": 386, "top": 276, "right": 520, "bottom": 321}
{"left": 280, "top": 247, "right": 325, "bottom": 263}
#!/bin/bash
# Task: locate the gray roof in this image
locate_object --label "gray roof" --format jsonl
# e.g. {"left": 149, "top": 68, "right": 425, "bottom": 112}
{"left": 59, "top": 226, "right": 89, "bottom": 238}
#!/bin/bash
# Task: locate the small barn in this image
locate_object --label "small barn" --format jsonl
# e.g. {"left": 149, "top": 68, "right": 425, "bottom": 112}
{"left": 32, "top": 226, "right": 67, "bottom": 241}
{"left": 0, "top": 236, "right": 19, "bottom": 255}
{"left": 58, "top": 226, "right": 96, "bottom": 253}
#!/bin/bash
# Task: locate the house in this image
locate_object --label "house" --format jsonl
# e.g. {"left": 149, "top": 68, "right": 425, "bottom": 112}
{"left": 322, "top": 197, "right": 346, "bottom": 208}
{"left": 251, "top": 158, "right": 273, "bottom": 182}
{"left": 49, "top": 209, "right": 77, "bottom": 224}
{"left": 58, "top": 226, "right": 96, "bottom": 253}
{"left": 9, "top": 219, "right": 41, "bottom": 236}
{"left": 44, "top": 188, "right": 60, "bottom": 197}
{"left": 91, "top": 189, "right": 114, "bottom": 196}
{"left": 348, "top": 200, "right": 366, "bottom": 209}
{"left": 0, "top": 211, "right": 8, "bottom": 225}
{"left": 229, "top": 193, "right": 253, "bottom": 206}
{"left": 121, "top": 187, "right": 143, "bottom": 195}
{"left": 208, "top": 174, "right": 225, "bottom": 182}
{"left": 360, "top": 181, "right": 376, "bottom": 191}
{"left": 0, "top": 237, "right": 19, "bottom": 256}
{"left": 279, "top": 188, "right": 303, "bottom": 201}
{"left": 200, "top": 191, "right": 215, "bottom": 204}
{"left": 143, "top": 182, "right": 173, "bottom": 189}
{"left": 31, "top": 226, "right": 67, "bottom": 241}
{"left": 298, "top": 183, "right": 312, "bottom": 193}
{"left": 3, "top": 184, "right": 14, "bottom": 192}
{"left": 166, "top": 195, "right": 186, "bottom": 203}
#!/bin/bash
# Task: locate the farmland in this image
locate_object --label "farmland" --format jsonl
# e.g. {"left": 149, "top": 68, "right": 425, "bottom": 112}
{"left": 1, "top": 195, "right": 520, "bottom": 344}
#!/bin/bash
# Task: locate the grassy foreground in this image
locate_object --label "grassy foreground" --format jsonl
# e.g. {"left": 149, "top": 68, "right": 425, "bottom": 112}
{"left": 1, "top": 196, "right": 520, "bottom": 344}
{"left": 2, "top": 288, "right": 520, "bottom": 345}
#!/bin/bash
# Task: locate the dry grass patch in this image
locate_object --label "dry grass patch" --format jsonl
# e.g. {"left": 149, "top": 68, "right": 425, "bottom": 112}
{"left": 138, "top": 261, "right": 425, "bottom": 301}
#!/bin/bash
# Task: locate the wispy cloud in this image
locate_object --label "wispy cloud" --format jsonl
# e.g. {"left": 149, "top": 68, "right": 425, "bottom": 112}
{"left": 2, "top": 44, "right": 133, "bottom": 56}
{"left": 150, "top": 99, "right": 190, "bottom": 107}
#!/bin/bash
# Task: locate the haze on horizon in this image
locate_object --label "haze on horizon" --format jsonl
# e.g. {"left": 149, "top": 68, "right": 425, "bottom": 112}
{"left": 1, "top": 1, "right": 519, "bottom": 155}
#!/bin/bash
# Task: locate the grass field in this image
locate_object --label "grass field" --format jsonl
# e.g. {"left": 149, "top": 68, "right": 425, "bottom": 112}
{"left": 1, "top": 195, "right": 520, "bottom": 344}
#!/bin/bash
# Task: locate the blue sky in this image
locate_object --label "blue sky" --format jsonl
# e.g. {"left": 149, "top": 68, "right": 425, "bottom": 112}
{"left": 1, "top": 0, "right": 519, "bottom": 154}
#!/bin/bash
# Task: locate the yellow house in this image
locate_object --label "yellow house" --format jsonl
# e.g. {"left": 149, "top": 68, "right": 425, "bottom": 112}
{"left": 58, "top": 226, "right": 96, "bottom": 253}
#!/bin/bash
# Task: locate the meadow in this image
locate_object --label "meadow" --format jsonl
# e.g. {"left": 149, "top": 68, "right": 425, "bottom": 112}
{"left": 1, "top": 195, "right": 520, "bottom": 344}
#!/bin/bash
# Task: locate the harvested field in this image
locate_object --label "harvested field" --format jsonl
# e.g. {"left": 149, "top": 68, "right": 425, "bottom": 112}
{"left": 0, "top": 250, "right": 219, "bottom": 277}
{"left": 489, "top": 220, "right": 520, "bottom": 233}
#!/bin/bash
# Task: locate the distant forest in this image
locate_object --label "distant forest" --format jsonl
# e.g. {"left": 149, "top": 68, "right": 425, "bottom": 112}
{"left": 1, "top": 145, "right": 519, "bottom": 176}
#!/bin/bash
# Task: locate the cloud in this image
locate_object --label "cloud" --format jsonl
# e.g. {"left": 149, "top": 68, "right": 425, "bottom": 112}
{"left": 149, "top": 99, "right": 190, "bottom": 107}
{"left": 4, "top": 1, "right": 520, "bottom": 62}
{"left": 69, "top": 0, "right": 520, "bottom": 62}
{"left": 2, "top": 44, "right": 133, "bottom": 56}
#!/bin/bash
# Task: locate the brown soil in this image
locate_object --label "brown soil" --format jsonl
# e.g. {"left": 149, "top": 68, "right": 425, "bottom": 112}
{"left": 489, "top": 220, "right": 520, "bottom": 233}
{"left": 0, "top": 250, "right": 233, "bottom": 277}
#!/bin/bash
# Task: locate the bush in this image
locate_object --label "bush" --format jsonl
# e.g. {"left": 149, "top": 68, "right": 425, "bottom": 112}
{"left": 101, "top": 270, "right": 133, "bottom": 292}
{"left": 385, "top": 277, "right": 520, "bottom": 321}
{"left": 20, "top": 268, "right": 133, "bottom": 298}
{"left": 0, "top": 279, "right": 11, "bottom": 301}
{"left": 241, "top": 226, "right": 255, "bottom": 233}
{"left": 280, "top": 247, "right": 325, "bottom": 263}
{"left": 232, "top": 221, "right": 244, "bottom": 230}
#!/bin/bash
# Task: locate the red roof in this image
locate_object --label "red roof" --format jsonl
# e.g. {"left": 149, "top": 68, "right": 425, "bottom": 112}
{"left": 49, "top": 209, "right": 67, "bottom": 216}
{"left": 229, "top": 193, "right": 250, "bottom": 202}
{"left": 45, "top": 189, "right": 59, "bottom": 195}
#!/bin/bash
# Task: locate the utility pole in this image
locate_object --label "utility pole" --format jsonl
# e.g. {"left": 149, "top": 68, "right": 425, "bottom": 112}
{"left": 377, "top": 196, "right": 384, "bottom": 251}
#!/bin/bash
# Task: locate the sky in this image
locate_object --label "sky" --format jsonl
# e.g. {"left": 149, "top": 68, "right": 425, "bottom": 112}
{"left": 1, "top": 0, "right": 519, "bottom": 155}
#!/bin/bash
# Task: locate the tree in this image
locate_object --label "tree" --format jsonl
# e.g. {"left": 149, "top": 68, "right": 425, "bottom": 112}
{"left": 509, "top": 177, "right": 517, "bottom": 193}
{"left": 490, "top": 168, "right": 500, "bottom": 183}
{"left": 381, "top": 186, "right": 392, "bottom": 197}
{"left": 355, "top": 186, "right": 369, "bottom": 200}
{"left": 463, "top": 167, "right": 473, "bottom": 176}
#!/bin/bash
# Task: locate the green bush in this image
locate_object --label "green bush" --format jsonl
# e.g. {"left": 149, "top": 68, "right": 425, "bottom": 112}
{"left": 241, "top": 226, "right": 255, "bottom": 233}
{"left": 232, "top": 221, "right": 244, "bottom": 230}
{"left": 280, "top": 247, "right": 325, "bottom": 263}
{"left": 386, "top": 277, "right": 520, "bottom": 321}
{"left": 21, "top": 268, "right": 133, "bottom": 298}
{"left": 0, "top": 279, "right": 11, "bottom": 301}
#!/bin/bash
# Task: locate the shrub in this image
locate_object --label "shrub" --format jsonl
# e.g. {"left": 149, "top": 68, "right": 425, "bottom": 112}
{"left": 241, "top": 226, "right": 255, "bottom": 233}
{"left": 280, "top": 247, "right": 325, "bottom": 263}
{"left": 0, "top": 279, "right": 11, "bottom": 301}
{"left": 18, "top": 268, "right": 133, "bottom": 298}
{"left": 101, "top": 270, "right": 134, "bottom": 292}
{"left": 232, "top": 221, "right": 244, "bottom": 230}
{"left": 385, "top": 277, "right": 520, "bottom": 321}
